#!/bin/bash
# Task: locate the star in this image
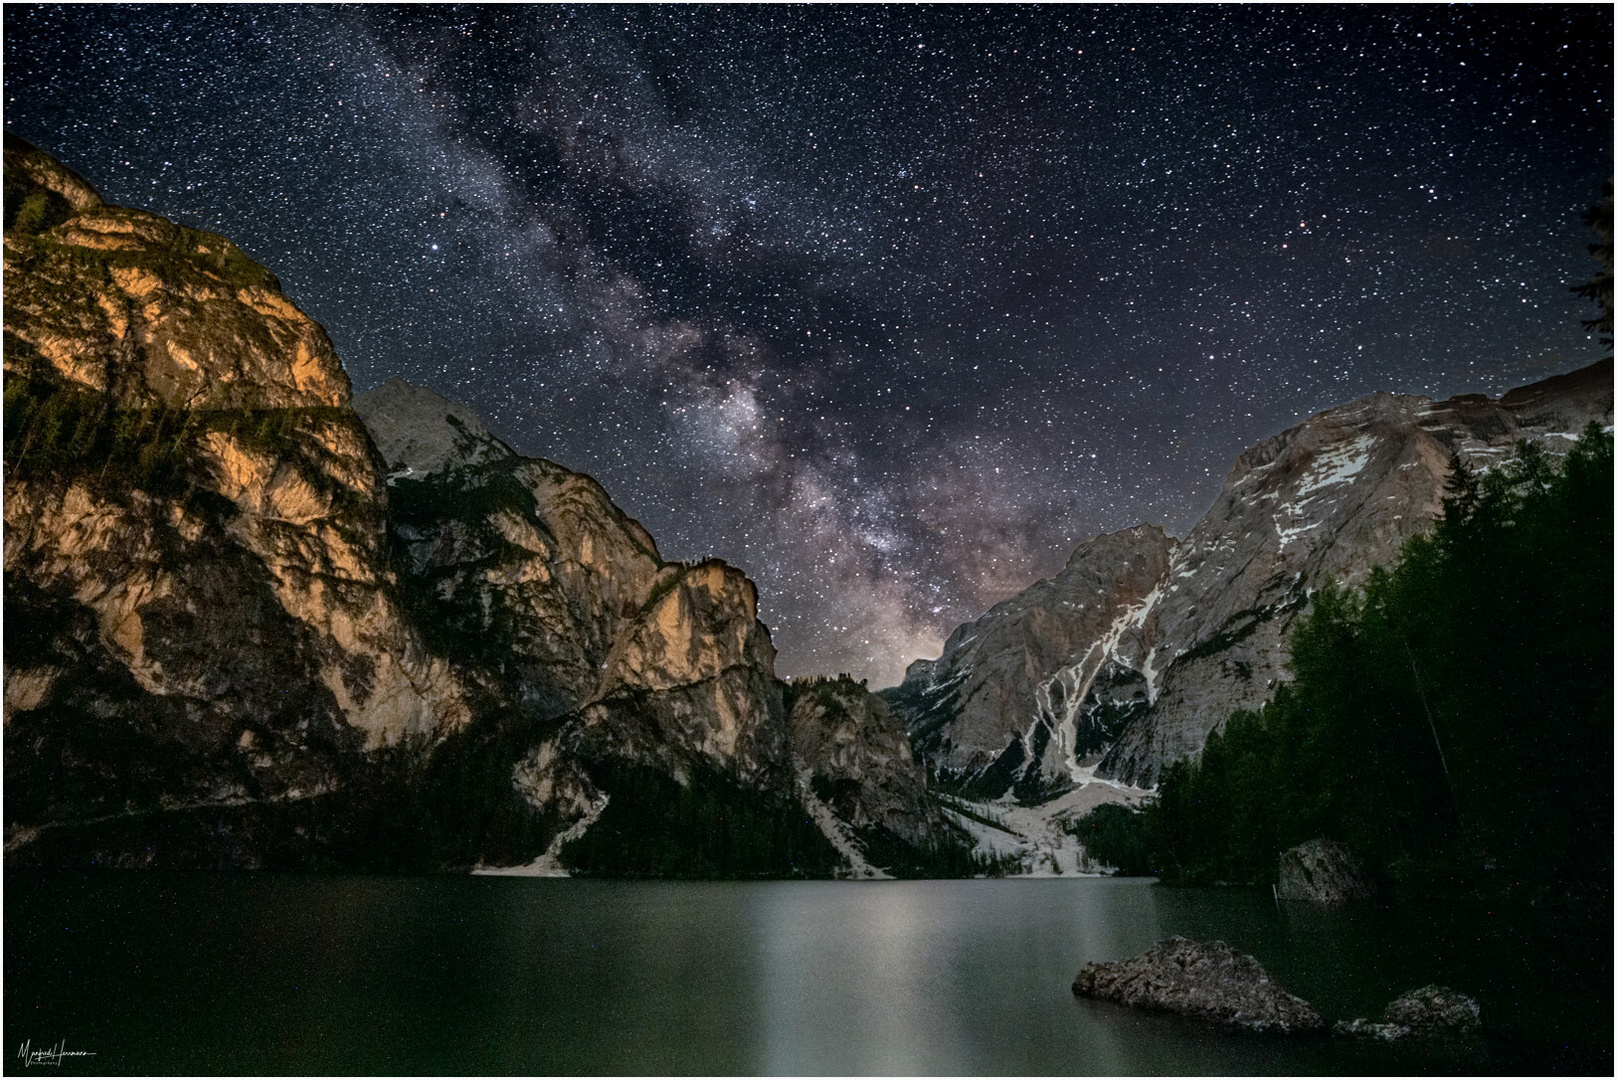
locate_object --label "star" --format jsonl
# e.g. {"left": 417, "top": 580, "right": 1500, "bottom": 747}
{"left": 5, "top": 5, "right": 1609, "bottom": 684}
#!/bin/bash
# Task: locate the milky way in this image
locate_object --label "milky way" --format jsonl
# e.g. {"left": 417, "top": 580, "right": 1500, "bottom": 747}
{"left": 6, "top": 6, "right": 1611, "bottom": 684}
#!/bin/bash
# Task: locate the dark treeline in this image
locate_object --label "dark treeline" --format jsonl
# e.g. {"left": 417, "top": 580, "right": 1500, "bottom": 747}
{"left": 1086, "top": 425, "right": 1612, "bottom": 907}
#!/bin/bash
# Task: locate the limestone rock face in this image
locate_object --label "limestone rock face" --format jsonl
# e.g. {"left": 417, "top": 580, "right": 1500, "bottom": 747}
{"left": 5, "top": 135, "right": 102, "bottom": 212}
{"left": 1276, "top": 838, "right": 1372, "bottom": 906}
{"left": 883, "top": 524, "right": 1173, "bottom": 799}
{"left": 4, "top": 136, "right": 349, "bottom": 412}
{"left": 354, "top": 384, "right": 791, "bottom": 797}
{"left": 353, "top": 376, "right": 512, "bottom": 477}
{"left": 787, "top": 678, "right": 951, "bottom": 852}
{"left": 1072, "top": 936, "right": 1324, "bottom": 1033}
{"left": 5, "top": 140, "right": 472, "bottom": 865}
{"left": 594, "top": 561, "right": 789, "bottom": 781}
{"left": 5, "top": 141, "right": 951, "bottom": 875}
{"left": 888, "top": 361, "right": 1613, "bottom": 791}
{"left": 353, "top": 379, "right": 959, "bottom": 873}
{"left": 1099, "top": 369, "right": 1612, "bottom": 785}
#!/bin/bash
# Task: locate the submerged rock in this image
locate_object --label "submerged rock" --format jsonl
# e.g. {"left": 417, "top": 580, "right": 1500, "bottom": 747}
{"left": 1334, "top": 984, "right": 1482, "bottom": 1044}
{"left": 1072, "top": 936, "right": 1324, "bottom": 1033}
{"left": 1275, "top": 838, "right": 1372, "bottom": 905}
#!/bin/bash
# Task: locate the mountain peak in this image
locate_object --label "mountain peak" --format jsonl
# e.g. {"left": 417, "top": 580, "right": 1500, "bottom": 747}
{"left": 889, "top": 359, "right": 1613, "bottom": 792}
{"left": 4, "top": 131, "right": 103, "bottom": 212}
{"left": 3, "top": 138, "right": 345, "bottom": 411}
{"left": 352, "top": 376, "right": 513, "bottom": 477}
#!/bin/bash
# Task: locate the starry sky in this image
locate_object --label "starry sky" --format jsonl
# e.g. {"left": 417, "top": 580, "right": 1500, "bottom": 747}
{"left": 6, "top": 6, "right": 1611, "bottom": 685}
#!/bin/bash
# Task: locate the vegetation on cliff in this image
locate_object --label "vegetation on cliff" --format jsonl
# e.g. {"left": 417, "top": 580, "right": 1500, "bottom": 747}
{"left": 560, "top": 755, "right": 843, "bottom": 879}
{"left": 1081, "top": 425, "right": 1612, "bottom": 906}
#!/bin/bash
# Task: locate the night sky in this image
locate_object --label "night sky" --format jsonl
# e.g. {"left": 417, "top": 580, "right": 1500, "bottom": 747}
{"left": 6, "top": 6, "right": 1611, "bottom": 685}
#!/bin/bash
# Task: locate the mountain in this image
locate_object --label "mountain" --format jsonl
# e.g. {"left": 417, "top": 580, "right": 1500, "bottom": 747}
{"left": 3, "top": 136, "right": 956, "bottom": 875}
{"left": 882, "top": 524, "right": 1173, "bottom": 801}
{"left": 886, "top": 361, "right": 1613, "bottom": 791}
{"left": 4, "top": 134, "right": 475, "bottom": 866}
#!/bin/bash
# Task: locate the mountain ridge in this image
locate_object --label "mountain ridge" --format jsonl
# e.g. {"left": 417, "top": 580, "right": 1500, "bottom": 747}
{"left": 886, "top": 358, "right": 1613, "bottom": 791}
{"left": 6, "top": 135, "right": 1608, "bottom": 875}
{"left": 3, "top": 137, "right": 959, "bottom": 876}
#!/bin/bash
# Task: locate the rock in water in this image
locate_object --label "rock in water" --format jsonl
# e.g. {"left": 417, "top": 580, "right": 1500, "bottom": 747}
{"left": 1275, "top": 838, "right": 1372, "bottom": 905}
{"left": 1387, "top": 985, "right": 1481, "bottom": 1034}
{"left": 1335, "top": 985, "right": 1482, "bottom": 1043}
{"left": 1072, "top": 936, "right": 1324, "bottom": 1033}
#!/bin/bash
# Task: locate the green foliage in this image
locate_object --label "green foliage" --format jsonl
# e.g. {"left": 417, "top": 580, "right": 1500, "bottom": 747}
{"left": 1571, "top": 179, "right": 1613, "bottom": 345}
{"left": 4, "top": 374, "right": 362, "bottom": 537}
{"left": 6, "top": 375, "right": 188, "bottom": 495}
{"left": 932, "top": 791, "right": 1009, "bottom": 831}
{"left": 637, "top": 564, "right": 690, "bottom": 617}
{"left": 386, "top": 462, "right": 541, "bottom": 531}
{"left": 1144, "top": 427, "right": 1614, "bottom": 904}
{"left": 384, "top": 463, "right": 552, "bottom": 668}
{"left": 1068, "top": 802, "right": 1161, "bottom": 875}
{"left": 560, "top": 756, "right": 843, "bottom": 878}
{"left": 8, "top": 214, "right": 281, "bottom": 291}
{"left": 779, "top": 674, "right": 871, "bottom": 719}
{"left": 360, "top": 710, "right": 564, "bottom": 871}
{"left": 4, "top": 181, "right": 73, "bottom": 235}
{"left": 853, "top": 822, "right": 1011, "bottom": 878}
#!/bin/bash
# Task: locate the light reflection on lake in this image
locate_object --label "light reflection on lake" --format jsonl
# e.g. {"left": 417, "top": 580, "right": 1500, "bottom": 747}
{"left": 5, "top": 873, "right": 1607, "bottom": 1074}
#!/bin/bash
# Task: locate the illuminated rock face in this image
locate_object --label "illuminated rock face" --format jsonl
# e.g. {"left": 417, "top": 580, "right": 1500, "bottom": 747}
{"left": 4, "top": 139, "right": 349, "bottom": 412}
{"left": 355, "top": 380, "right": 958, "bottom": 871}
{"left": 889, "top": 361, "right": 1613, "bottom": 791}
{"left": 5, "top": 135, "right": 474, "bottom": 864}
{"left": 354, "top": 379, "right": 796, "bottom": 817}
{"left": 5, "top": 139, "right": 956, "bottom": 874}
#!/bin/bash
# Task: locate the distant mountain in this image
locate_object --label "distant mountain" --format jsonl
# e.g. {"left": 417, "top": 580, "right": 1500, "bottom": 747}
{"left": 2, "top": 136, "right": 958, "bottom": 875}
{"left": 885, "top": 361, "right": 1613, "bottom": 791}
{"left": 882, "top": 524, "right": 1172, "bottom": 801}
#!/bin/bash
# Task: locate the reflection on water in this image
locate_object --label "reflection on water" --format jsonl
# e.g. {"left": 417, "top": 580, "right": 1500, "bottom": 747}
{"left": 5, "top": 873, "right": 1608, "bottom": 1075}
{"left": 756, "top": 883, "right": 938, "bottom": 1073}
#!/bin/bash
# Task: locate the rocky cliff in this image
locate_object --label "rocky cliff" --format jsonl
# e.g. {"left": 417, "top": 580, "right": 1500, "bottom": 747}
{"left": 3, "top": 137, "right": 960, "bottom": 875}
{"left": 887, "top": 360, "right": 1613, "bottom": 791}
{"left": 783, "top": 676, "right": 951, "bottom": 875}
{"left": 882, "top": 524, "right": 1173, "bottom": 800}
{"left": 4, "top": 134, "right": 472, "bottom": 865}
{"left": 353, "top": 378, "right": 803, "bottom": 859}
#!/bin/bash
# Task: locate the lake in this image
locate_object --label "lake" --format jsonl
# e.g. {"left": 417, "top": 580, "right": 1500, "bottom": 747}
{"left": 5, "top": 873, "right": 1607, "bottom": 1074}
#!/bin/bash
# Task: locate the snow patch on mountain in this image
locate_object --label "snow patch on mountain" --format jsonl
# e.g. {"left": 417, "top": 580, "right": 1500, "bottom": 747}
{"left": 943, "top": 781, "right": 1151, "bottom": 876}
{"left": 1296, "top": 433, "right": 1375, "bottom": 498}
{"left": 795, "top": 766, "right": 890, "bottom": 880}
{"left": 473, "top": 792, "right": 611, "bottom": 877}
{"left": 1140, "top": 647, "right": 1162, "bottom": 704}
{"left": 1274, "top": 516, "right": 1324, "bottom": 549}
{"left": 1032, "top": 582, "right": 1166, "bottom": 784}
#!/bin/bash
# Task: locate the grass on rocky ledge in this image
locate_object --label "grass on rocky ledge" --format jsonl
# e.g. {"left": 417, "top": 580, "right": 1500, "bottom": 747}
{"left": 3, "top": 370, "right": 367, "bottom": 523}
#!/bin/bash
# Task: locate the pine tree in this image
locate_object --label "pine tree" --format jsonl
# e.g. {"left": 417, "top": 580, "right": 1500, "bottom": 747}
{"left": 1441, "top": 453, "right": 1479, "bottom": 514}
{"left": 1571, "top": 179, "right": 1613, "bottom": 349}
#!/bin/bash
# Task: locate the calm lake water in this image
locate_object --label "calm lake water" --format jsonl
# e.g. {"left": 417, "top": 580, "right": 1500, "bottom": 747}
{"left": 5, "top": 873, "right": 1608, "bottom": 1075}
